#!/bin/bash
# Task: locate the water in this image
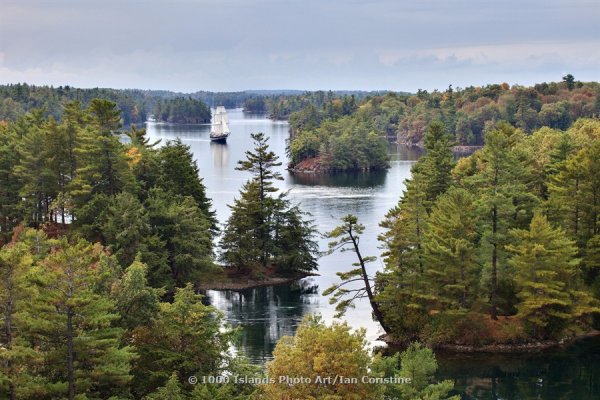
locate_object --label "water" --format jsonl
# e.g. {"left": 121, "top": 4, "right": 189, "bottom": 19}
{"left": 145, "top": 109, "right": 600, "bottom": 399}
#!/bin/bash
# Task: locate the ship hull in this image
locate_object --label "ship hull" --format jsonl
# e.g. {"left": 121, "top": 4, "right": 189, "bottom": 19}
{"left": 210, "top": 134, "right": 228, "bottom": 143}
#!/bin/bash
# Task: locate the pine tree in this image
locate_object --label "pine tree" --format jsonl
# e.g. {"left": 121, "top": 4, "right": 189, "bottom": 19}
{"left": 157, "top": 139, "right": 216, "bottom": 230}
{"left": 146, "top": 188, "right": 214, "bottom": 289}
{"left": 131, "top": 284, "right": 232, "bottom": 397}
{"left": 377, "top": 173, "right": 429, "bottom": 337}
{"left": 271, "top": 201, "right": 318, "bottom": 273}
{"left": 507, "top": 213, "right": 600, "bottom": 338}
{"left": 111, "top": 257, "right": 164, "bottom": 331}
{"left": 25, "top": 239, "right": 134, "bottom": 399}
{"left": 144, "top": 372, "right": 186, "bottom": 400}
{"left": 220, "top": 181, "right": 267, "bottom": 270}
{"left": 102, "top": 192, "right": 150, "bottom": 267}
{"left": 423, "top": 188, "right": 479, "bottom": 311}
{"left": 235, "top": 132, "right": 283, "bottom": 267}
{"left": 324, "top": 214, "right": 391, "bottom": 333}
{"left": 416, "top": 120, "right": 455, "bottom": 209}
{"left": 14, "top": 115, "right": 55, "bottom": 227}
{"left": 467, "top": 125, "right": 535, "bottom": 320}
{"left": 0, "top": 240, "right": 34, "bottom": 400}
{"left": 0, "top": 124, "right": 21, "bottom": 237}
{"left": 548, "top": 142, "right": 600, "bottom": 247}
{"left": 221, "top": 132, "right": 317, "bottom": 273}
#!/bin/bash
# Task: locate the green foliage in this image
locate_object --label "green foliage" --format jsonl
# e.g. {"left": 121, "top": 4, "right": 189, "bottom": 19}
{"left": 507, "top": 213, "right": 600, "bottom": 338}
{"left": 221, "top": 133, "right": 318, "bottom": 274}
{"left": 24, "top": 239, "right": 135, "bottom": 399}
{"left": 377, "top": 118, "right": 599, "bottom": 346}
{"left": 131, "top": 284, "right": 233, "bottom": 397}
{"left": 153, "top": 97, "right": 211, "bottom": 124}
{"left": 287, "top": 80, "right": 600, "bottom": 172}
{"left": 146, "top": 188, "right": 215, "bottom": 289}
{"left": 112, "top": 258, "right": 164, "bottom": 331}
{"left": 395, "top": 343, "right": 458, "bottom": 400}
{"left": 324, "top": 215, "right": 390, "bottom": 332}
{"left": 423, "top": 188, "right": 479, "bottom": 311}
{"left": 157, "top": 139, "right": 217, "bottom": 230}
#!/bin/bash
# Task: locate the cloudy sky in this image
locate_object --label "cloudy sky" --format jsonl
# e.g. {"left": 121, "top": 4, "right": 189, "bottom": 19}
{"left": 1, "top": 0, "right": 599, "bottom": 92}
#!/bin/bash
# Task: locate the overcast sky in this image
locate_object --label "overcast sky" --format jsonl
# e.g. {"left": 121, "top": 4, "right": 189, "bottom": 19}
{"left": 1, "top": 0, "right": 599, "bottom": 92}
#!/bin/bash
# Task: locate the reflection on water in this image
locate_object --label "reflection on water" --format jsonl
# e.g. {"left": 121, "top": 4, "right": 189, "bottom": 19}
{"left": 205, "top": 279, "right": 319, "bottom": 363}
{"left": 210, "top": 142, "right": 229, "bottom": 168}
{"left": 290, "top": 170, "right": 388, "bottom": 188}
{"left": 436, "top": 336, "right": 600, "bottom": 400}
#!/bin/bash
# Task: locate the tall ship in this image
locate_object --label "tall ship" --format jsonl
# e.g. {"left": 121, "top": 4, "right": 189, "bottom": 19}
{"left": 210, "top": 106, "right": 230, "bottom": 143}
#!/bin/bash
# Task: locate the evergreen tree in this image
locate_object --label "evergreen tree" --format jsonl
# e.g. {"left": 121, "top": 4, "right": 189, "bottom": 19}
{"left": 219, "top": 181, "right": 263, "bottom": 270}
{"left": 548, "top": 142, "right": 600, "bottom": 247}
{"left": 157, "top": 139, "right": 217, "bottom": 230}
{"left": 111, "top": 258, "right": 164, "bottom": 331}
{"left": 14, "top": 114, "right": 55, "bottom": 227}
{"left": 235, "top": 132, "right": 283, "bottom": 267}
{"left": 416, "top": 120, "right": 455, "bottom": 208}
{"left": 324, "top": 214, "right": 390, "bottom": 333}
{"left": 25, "top": 239, "right": 134, "bottom": 399}
{"left": 131, "top": 284, "right": 232, "bottom": 397}
{"left": 146, "top": 188, "right": 214, "bottom": 289}
{"left": 467, "top": 125, "right": 535, "bottom": 319}
{"left": 102, "top": 192, "right": 150, "bottom": 267}
{"left": 0, "top": 240, "right": 34, "bottom": 400}
{"left": 377, "top": 173, "right": 429, "bottom": 337}
{"left": 0, "top": 124, "right": 21, "bottom": 237}
{"left": 423, "top": 188, "right": 479, "bottom": 311}
{"left": 144, "top": 372, "right": 186, "bottom": 400}
{"left": 221, "top": 132, "right": 317, "bottom": 273}
{"left": 507, "top": 213, "right": 600, "bottom": 338}
{"left": 395, "top": 343, "right": 458, "bottom": 400}
{"left": 271, "top": 201, "right": 318, "bottom": 273}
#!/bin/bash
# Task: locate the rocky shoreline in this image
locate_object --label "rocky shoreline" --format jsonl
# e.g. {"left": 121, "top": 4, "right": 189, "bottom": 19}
{"left": 379, "top": 330, "right": 600, "bottom": 353}
{"left": 198, "top": 269, "right": 318, "bottom": 291}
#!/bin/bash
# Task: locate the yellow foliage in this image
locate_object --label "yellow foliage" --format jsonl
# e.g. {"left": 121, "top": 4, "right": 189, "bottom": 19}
{"left": 261, "top": 316, "right": 382, "bottom": 400}
{"left": 126, "top": 146, "right": 142, "bottom": 167}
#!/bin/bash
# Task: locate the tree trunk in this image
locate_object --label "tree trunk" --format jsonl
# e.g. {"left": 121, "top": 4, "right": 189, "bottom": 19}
{"left": 490, "top": 204, "right": 498, "bottom": 320}
{"left": 348, "top": 227, "right": 392, "bottom": 334}
{"left": 4, "top": 270, "right": 16, "bottom": 400}
{"left": 67, "top": 307, "right": 75, "bottom": 400}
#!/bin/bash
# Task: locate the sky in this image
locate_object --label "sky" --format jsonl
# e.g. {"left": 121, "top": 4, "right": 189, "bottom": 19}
{"left": 1, "top": 0, "right": 599, "bottom": 92}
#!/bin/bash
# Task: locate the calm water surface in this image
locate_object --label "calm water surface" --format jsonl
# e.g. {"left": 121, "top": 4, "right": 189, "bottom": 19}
{"left": 145, "top": 109, "right": 600, "bottom": 400}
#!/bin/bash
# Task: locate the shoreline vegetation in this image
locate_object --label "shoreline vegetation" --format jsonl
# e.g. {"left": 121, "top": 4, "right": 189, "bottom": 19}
{"left": 382, "top": 329, "right": 600, "bottom": 353}
{"left": 197, "top": 266, "right": 318, "bottom": 291}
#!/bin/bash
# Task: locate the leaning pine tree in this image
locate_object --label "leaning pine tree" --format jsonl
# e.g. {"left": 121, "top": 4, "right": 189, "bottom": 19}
{"left": 220, "top": 132, "right": 317, "bottom": 274}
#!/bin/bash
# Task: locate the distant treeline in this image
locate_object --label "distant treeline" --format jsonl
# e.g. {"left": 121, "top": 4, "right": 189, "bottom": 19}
{"left": 0, "top": 84, "right": 307, "bottom": 124}
{"left": 287, "top": 77, "right": 600, "bottom": 171}
{"left": 243, "top": 90, "right": 396, "bottom": 119}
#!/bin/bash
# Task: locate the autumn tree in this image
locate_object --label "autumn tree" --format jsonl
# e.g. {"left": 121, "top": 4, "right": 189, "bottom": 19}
{"left": 262, "top": 315, "right": 381, "bottom": 400}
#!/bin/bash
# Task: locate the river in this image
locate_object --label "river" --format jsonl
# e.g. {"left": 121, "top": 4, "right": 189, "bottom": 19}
{"left": 145, "top": 109, "right": 600, "bottom": 399}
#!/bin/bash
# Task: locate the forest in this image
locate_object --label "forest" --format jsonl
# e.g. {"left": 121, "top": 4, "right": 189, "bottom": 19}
{"left": 1, "top": 81, "right": 599, "bottom": 398}
{"left": 321, "top": 117, "right": 600, "bottom": 347}
{"left": 3, "top": 99, "right": 439, "bottom": 399}
{"left": 243, "top": 90, "right": 392, "bottom": 120}
{"left": 287, "top": 77, "right": 600, "bottom": 172}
